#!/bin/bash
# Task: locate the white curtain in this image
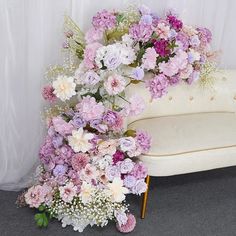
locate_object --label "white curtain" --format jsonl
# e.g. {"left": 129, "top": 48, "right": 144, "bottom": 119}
{"left": 0, "top": 0, "right": 235, "bottom": 190}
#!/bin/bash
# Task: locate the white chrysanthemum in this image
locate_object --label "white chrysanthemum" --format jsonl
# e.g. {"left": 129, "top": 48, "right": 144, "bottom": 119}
{"left": 79, "top": 182, "right": 94, "bottom": 204}
{"left": 106, "top": 177, "right": 129, "bottom": 202}
{"left": 122, "top": 34, "right": 134, "bottom": 47}
{"left": 68, "top": 128, "right": 94, "bottom": 153}
{"left": 53, "top": 75, "right": 76, "bottom": 101}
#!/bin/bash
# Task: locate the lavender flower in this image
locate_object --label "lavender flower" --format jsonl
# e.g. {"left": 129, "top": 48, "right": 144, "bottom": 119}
{"left": 146, "top": 74, "right": 169, "bottom": 99}
{"left": 92, "top": 10, "right": 116, "bottom": 30}
{"left": 123, "top": 175, "right": 137, "bottom": 188}
{"left": 105, "top": 165, "right": 120, "bottom": 181}
{"left": 132, "top": 179, "right": 147, "bottom": 195}
{"left": 53, "top": 164, "right": 68, "bottom": 177}
{"left": 119, "top": 159, "right": 135, "bottom": 174}
{"left": 52, "top": 134, "right": 63, "bottom": 149}
{"left": 131, "top": 162, "right": 148, "bottom": 179}
{"left": 72, "top": 113, "right": 86, "bottom": 128}
{"left": 135, "top": 130, "right": 151, "bottom": 153}
{"left": 129, "top": 23, "right": 153, "bottom": 42}
{"left": 131, "top": 67, "right": 144, "bottom": 80}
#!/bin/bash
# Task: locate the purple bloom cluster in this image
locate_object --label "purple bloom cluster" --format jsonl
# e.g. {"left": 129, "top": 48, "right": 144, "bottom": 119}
{"left": 92, "top": 10, "right": 116, "bottom": 30}
{"left": 129, "top": 23, "right": 153, "bottom": 42}
{"left": 146, "top": 74, "right": 169, "bottom": 99}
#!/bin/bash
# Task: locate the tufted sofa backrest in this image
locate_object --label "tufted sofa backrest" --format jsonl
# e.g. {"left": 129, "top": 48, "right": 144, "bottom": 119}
{"left": 126, "top": 70, "right": 236, "bottom": 125}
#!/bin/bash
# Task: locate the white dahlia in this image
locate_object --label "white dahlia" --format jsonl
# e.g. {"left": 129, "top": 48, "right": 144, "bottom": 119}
{"left": 68, "top": 128, "right": 94, "bottom": 153}
{"left": 52, "top": 75, "right": 76, "bottom": 101}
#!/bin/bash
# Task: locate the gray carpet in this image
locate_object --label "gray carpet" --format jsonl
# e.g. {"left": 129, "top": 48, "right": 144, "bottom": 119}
{"left": 0, "top": 167, "right": 236, "bottom": 236}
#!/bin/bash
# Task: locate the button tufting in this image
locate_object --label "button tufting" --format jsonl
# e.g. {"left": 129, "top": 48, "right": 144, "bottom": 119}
{"left": 210, "top": 96, "right": 214, "bottom": 101}
{"left": 234, "top": 96, "right": 236, "bottom": 100}
{"left": 189, "top": 96, "right": 194, "bottom": 101}
{"left": 168, "top": 96, "right": 173, "bottom": 101}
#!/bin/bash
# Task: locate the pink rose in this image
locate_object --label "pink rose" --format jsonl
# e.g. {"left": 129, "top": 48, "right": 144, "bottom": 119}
{"left": 24, "top": 185, "right": 46, "bottom": 208}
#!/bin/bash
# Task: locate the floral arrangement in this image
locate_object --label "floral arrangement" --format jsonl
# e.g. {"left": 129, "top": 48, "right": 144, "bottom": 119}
{"left": 18, "top": 4, "right": 215, "bottom": 233}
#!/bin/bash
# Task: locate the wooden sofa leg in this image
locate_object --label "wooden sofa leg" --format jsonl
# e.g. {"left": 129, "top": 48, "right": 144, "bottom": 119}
{"left": 141, "top": 175, "right": 151, "bottom": 219}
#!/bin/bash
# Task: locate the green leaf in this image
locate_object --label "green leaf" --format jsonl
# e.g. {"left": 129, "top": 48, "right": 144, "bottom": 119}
{"left": 130, "top": 80, "right": 142, "bottom": 84}
{"left": 124, "top": 129, "right": 136, "bottom": 137}
{"left": 116, "top": 14, "right": 125, "bottom": 24}
{"left": 38, "top": 205, "right": 45, "bottom": 212}
{"left": 34, "top": 213, "right": 49, "bottom": 228}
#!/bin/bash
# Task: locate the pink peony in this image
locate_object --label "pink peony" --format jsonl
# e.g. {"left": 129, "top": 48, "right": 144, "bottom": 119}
{"left": 142, "top": 47, "right": 158, "bottom": 70}
{"left": 59, "top": 182, "right": 77, "bottom": 203}
{"left": 83, "top": 42, "right": 102, "bottom": 69}
{"left": 76, "top": 96, "right": 105, "bottom": 122}
{"left": 116, "top": 213, "right": 136, "bottom": 233}
{"left": 104, "top": 74, "right": 126, "bottom": 95}
{"left": 42, "top": 85, "right": 57, "bottom": 102}
{"left": 24, "top": 185, "right": 46, "bottom": 208}
{"left": 52, "top": 116, "right": 74, "bottom": 136}
{"left": 71, "top": 153, "right": 89, "bottom": 172}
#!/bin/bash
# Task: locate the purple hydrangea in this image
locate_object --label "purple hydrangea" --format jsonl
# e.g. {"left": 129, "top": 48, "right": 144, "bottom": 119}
{"left": 131, "top": 67, "right": 144, "bottom": 80}
{"left": 140, "top": 15, "right": 153, "bottom": 25}
{"left": 92, "top": 10, "right": 116, "bottom": 30}
{"left": 146, "top": 74, "right": 169, "bottom": 99}
{"left": 153, "top": 39, "right": 171, "bottom": 57}
{"left": 169, "top": 75, "right": 180, "bottom": 86}
{"left": 129, "top": 23, "right": 153, "bottom": 42}
{"left": 39, "top": 137, "right": 55, "bottom": 159}
{"left": 90, "top": 119, "right": 108, "bottom": 133}
{"left": 135, "top": 130, "right": 151, "bottom": 153}
{"left": 131, "top": 162, "right": 148, "bottom": 179}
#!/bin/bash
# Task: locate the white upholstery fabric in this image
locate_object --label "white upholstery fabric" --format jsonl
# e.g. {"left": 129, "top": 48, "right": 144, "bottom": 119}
{"left": 127, "top": 70, "right": 236, "bottom": 176}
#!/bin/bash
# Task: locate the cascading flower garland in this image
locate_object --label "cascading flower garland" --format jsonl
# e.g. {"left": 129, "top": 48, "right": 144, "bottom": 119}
{"left": 18, "top": 4, "right": 216, "bottom": 233}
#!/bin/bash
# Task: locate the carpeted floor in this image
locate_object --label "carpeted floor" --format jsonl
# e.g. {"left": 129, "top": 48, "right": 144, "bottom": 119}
{"left": 0, "top": 167, "right": 236, "bottom": 236}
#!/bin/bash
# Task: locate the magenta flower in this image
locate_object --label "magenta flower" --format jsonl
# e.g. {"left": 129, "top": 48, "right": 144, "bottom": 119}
{"left": 42, "top": 85, "right": 57, "bottom": 102}
{"left": 129, "top": 23, "right": 153, "bottom": 42}
{"left": 166, "top": 14, "right": 183, "bottom": 31}
{"left": 113, "top": 150, "right": 125, "bottom": 164}
{"left": 153, "top": 39, "right": 171, "bottom": 57}
{"left": 92, "top": 10, "right": 116, "bottom": 30}
{"left": 146, "top": 74, "right": 169, "bottom": 99}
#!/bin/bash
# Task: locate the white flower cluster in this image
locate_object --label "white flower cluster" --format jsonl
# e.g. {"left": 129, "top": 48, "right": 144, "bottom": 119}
{"left": 48, "top": 189, "right": 128, "bottom": 232}
{"left": 95, "top": 42, "right": 136, "bottom": 70}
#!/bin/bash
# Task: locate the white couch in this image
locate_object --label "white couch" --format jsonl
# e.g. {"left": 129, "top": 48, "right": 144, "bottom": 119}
{"left": 126, "top": 70, "right": 236, "bottom": 218}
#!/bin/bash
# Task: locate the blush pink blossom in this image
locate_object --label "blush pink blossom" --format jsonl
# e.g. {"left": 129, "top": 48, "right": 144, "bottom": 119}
{"left": 42, "top": 85, "right": 57, "bottom": 102}
{"left": 123, "top": 95, "right": 145, "bottom": 116}
{"left": 52, "top": 116, "right": 74, "bottom": 136}
{"left": 25, "top": 185, "right": 46, "bottom": 208}
{"left": 76, "top": 96, "right": 105, "bottom": 122}
{"left": 84, "top": 42, "right": 102, "bottom": 69}
{"left": 59, "top": 182, "right": 77, "bottom": 203}
{"left": 142, "top": 47, "right": 158, "bottom": 70}
{"left": 85, "top": 27, "right": 103, "bottom": 44}
{"left": 71, "top": 153, "right": 89, "bottom": 172}
{"left": 116, "top": 213, "right": 136, "bottom": 233}
{"left": 104, "top": 74, "right": 126, "bottom": 95}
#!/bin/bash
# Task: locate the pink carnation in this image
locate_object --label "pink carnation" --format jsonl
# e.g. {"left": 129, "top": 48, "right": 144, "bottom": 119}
{"left": 42, "top": 85, "right": 57, "bottom": 102}
{"left": 71, "top": 153, "right": 89, "bottom": 172}
{"left": 84, "top": 42, "right": 102, "bottom": 69}
{"left": 24, "top": 185, "right": 46, "bottom": 208}
{"left": 76, "top": 96, "right": 105, "bottom": 122}
{"left": 116, "top": 213, "right": 136, "bottom": 233}
{"left": 52, "top": 116, "right": 74, "bottom": 136}
{"left": 142, "top": 47, "right": 158, "bottom": 70}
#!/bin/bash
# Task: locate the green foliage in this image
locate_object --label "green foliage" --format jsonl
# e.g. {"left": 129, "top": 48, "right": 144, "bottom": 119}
{"left": 34, "top": 212, "right": 49, "bottom": 228}
{"left": 124, "top": 129, "right": 136, "bottom": 137}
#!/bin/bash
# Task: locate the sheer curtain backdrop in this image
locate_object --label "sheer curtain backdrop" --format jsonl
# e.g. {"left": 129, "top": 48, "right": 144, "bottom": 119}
{"left": 0, "top": 0, "right": 236, "bottom": 190}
